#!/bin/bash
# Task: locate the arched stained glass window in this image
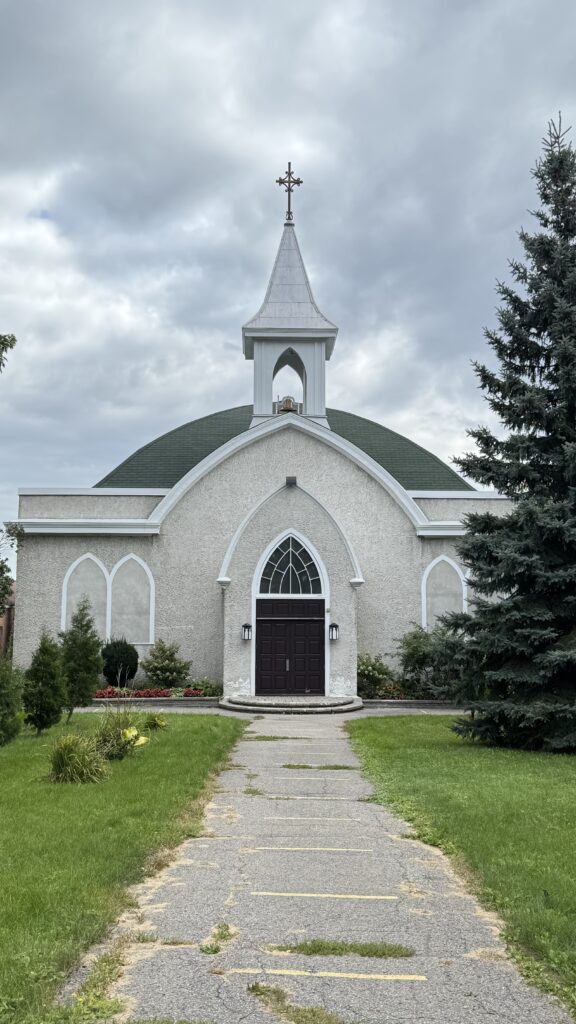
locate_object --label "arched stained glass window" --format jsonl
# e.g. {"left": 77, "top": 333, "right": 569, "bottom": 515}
{"left": 260, "top": 537, "right": 322, "bottom": 595}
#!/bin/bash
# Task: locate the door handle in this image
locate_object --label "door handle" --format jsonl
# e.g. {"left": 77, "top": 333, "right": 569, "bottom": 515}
{"left": 286, "top": 658, "right": 290, "bottom": 672}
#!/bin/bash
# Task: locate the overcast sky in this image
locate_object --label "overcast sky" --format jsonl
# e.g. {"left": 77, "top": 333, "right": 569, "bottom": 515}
{"left": 2, "top": 0, "right": 575, "bottom": 566}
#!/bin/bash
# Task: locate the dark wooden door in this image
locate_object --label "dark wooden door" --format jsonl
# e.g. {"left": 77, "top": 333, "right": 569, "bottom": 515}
{"left": 256, "top": 599, "right": 325, "bottom": 695}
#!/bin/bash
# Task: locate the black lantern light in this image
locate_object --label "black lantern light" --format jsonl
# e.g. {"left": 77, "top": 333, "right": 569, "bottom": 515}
{"left": 242, "top": 623, "right": 252, "bottom": 641}
{"left": 329, "top": 623, "right": 339, "bottom": 642}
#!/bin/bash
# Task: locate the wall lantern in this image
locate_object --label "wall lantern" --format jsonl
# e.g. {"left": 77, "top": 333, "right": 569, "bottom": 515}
{"left": 329, "top": 623, "right": 340, "bottom": 642}
{"left": 242, "top": 623, "right": 252, "bottom": 641}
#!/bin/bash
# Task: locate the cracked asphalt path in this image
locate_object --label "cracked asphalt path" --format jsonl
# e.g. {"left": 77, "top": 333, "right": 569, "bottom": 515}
{"left": 111, "top": 715, "right": 571, "bottom": 1023}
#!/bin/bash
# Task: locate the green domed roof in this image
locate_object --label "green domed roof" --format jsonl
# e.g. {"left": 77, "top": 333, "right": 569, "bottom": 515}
{"left": 95, "top": 406, "right": 472, "bottom": 492}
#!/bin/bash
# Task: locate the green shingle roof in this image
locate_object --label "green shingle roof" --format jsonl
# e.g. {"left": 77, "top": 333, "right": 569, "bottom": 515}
{"left": 95, "top": 406, "right": 472, "bottom": 491}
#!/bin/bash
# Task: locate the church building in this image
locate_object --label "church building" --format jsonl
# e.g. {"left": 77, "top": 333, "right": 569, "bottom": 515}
{"left": 14, "top": 170, "right": 507, "bottom": 704}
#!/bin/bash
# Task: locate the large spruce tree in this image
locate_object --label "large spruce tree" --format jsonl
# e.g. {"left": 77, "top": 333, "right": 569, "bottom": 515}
{"left": 453, "top": 117, "right": 576, "bottom": 752}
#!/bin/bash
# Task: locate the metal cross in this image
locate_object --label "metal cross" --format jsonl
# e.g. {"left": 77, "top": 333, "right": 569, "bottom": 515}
{"left": 276, "top": 162, "right": 302, "bottom": 222}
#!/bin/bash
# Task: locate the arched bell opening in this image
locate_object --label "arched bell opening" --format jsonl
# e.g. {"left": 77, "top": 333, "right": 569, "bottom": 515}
{"left": 273, "top": 348, "right": 306, "bottom": 412}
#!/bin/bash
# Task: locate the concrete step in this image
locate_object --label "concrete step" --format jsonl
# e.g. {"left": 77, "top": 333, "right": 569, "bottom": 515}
{"left": 219, "top": 695, "right": 363, "bottom": 715}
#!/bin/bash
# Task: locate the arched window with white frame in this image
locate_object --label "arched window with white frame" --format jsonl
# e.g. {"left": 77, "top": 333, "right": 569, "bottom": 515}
{"left": 110, "top": 555, "right": 154, "bottom": 644}
{"left": 259, "top": 535, "right": 322, "bottom": 595}
{"left": 422, "top": 555, "right": 467, "bottom": 629}
{"left": 61, "top": 554, "right": 108, "bottom": 638}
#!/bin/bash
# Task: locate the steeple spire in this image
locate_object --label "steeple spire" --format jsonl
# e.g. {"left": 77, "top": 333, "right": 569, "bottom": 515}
{"left": 243, "top": 185, "right": 338, "bottom": 427}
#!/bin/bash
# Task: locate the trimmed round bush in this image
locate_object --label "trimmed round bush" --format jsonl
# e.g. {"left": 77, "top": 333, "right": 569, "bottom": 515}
{"left": 102, "top": 638, "right": 139, "bottom": 686}
{"left": 50, "top": 734, "right": 109, "bottom": 783}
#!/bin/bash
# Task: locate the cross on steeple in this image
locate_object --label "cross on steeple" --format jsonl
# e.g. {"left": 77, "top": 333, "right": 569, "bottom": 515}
{"left": 276, "top": 162, "right": 302, "bottom": 223}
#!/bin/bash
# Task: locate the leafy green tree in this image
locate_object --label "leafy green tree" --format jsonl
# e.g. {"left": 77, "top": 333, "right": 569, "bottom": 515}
{"left": 23, "top": 632, "right": 67, "bottom": 734}
{"left": 0, "top": 333, "right": 16, "bottom": 375}
{"left": 451, "top": 117, "right": 576, "bottom": 751}
{"left": 0, "top": 655, "right": 23, "bottom": 746}
{"left": 141, "top": 638, "right": 191, "bottom": 688}
{"left": 61, "top": 598, "right": 103, "bottom": 721}
{"left": 0, "top": 523, "right": 21, "bottom": 618}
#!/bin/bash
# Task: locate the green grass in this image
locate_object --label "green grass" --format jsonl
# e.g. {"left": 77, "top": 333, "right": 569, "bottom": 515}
{"left": 271, "top": 939, "right": 414, "bottom": 958}
{"left": 0, "top": 713, "right": 244, "bottom": 1023}
{"left": 348, "top": 716, "right": 576, "bottom": 1015}
{"left": 248, "top": 983, "right": 348, "bottom": 1024}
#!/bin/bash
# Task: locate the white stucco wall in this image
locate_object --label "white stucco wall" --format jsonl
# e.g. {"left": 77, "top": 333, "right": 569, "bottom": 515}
{"left": 14, "top": 425, "right": 512, "bottom": 694}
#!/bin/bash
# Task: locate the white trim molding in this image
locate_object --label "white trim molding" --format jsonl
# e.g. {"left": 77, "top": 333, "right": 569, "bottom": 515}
{"left": 19, "top": 488, "right": 169, "bottom": 496}
{"left": 416, "top": 522, "right": 466, "bottom": 537}
{"left": 19, "top": 519, "right": 160, "bottom": 535}
{"left": 218, "top": 481, "right": 364, "bottom": 585}
{"left": 421, "top": 554, "right": 468, "bottom": 630}
{"left": 61, "top": 552, "right": 155, "bottom": 643}
{"left": 409, "top": 489, "right": 506, "bottom": 500}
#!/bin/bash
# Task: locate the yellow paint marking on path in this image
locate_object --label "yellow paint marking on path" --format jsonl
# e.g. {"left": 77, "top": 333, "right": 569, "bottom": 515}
{"left": 262, "top": 816, "right": 362, "bottom": 822}
{"left": 269, "top": 795, "right": 357, "bottom": 801}
{"left": 227, "top": 967, "right": 426, "bottom": 982}
{"left": 242, "top": 846, "right": 373, "bottom": 853}
{"left": 251, "top": 891, "right": 397, "bottom": 901}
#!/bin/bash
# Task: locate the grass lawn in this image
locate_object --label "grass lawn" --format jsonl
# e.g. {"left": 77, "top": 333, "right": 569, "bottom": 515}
{"left": 348, "top": 715, "right": 576, "bottom": 1017}
{"left": 0, "top": 712, "right": 244, "bottom": 1024}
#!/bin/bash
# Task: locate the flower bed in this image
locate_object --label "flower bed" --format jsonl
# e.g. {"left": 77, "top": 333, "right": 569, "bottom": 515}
{"left": 94, "top": 686, "right": 205, "bottom": 699}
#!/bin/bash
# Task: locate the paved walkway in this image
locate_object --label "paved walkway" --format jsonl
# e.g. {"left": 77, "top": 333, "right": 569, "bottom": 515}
{"left": 111, "top": 714, "right": 570, "bottom": 1023}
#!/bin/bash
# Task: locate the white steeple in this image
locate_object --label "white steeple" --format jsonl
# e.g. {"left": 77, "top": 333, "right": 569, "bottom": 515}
{"left": 243, "top": 222, "right": 338, "bottom": 427}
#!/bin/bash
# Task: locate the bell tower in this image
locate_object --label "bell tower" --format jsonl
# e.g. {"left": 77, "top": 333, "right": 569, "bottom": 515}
{"left": 242, "top": 164, "right": 338, "bottom": 428}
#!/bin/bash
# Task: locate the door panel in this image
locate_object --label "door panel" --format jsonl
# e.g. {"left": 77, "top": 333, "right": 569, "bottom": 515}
{"left": 256, "top": 602, "right": 325, "bottom": 695}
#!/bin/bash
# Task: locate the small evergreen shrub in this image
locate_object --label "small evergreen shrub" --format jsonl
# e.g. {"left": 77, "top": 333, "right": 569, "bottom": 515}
{"left": 23, "top": 631, "right": 67, "bottom": 734}
{"left": 357, "top": 654, "right": 402, "bottom": 698}
{"left": 102, "top": 637, "right": 139, "bottom": 686}
{"left": 60, "top": 597, "right": 103, "bottom": 720}
{"left": 141, "top": 639, "right": 191, "bottom": 688}
{"left": 0, "top": 655, "right": 23, "bottom": 746}
{"left": 50, "top": 734, "right": 109, "bottom": 783}
{"left": 192, "top": 678, "right": 223, "bottom": 697}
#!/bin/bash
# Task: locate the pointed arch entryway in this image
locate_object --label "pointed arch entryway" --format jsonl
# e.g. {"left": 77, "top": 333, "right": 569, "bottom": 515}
{"left": 252, "top": 531, "right": 329, "bottom": 695}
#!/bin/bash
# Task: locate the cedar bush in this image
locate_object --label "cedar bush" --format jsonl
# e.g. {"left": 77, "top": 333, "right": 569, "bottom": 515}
{"left": 102, "top": 637, "right": 139, "bottom": 686}
{"left": 60, "top": 597, "right": 103, "bottom": 721}
{"left": 141, "top": 638, "right": 191, "bottom": 688}
{"left": 0, "top": 655, "right": 23, "bottom": 746}
{"left": 23, "top": 631, "right": 67, "bottom": 734}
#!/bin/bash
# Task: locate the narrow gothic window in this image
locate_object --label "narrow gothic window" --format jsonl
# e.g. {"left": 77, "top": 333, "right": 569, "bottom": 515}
{"left": 260, "top": 537, "right": 322, "bottom": 594}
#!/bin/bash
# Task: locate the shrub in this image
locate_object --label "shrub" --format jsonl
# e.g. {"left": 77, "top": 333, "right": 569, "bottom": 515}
{"left": 102, "top": 637, "right": 139, "bottom": 686}
{"left": 192, "top": 678, "right": 223, "bottom": 697}
{"left": 133, "top": 687, "right": 172, "bottom": 698}
{"left": 394, "top": 623, "right": 458, "bottom": 698}
{"left": 50, "top": 733, "right": 109, "bottom": 783}
{"left": 141, "top": 639, "right": 191, "bottom": 688}
{"left": 60, "top": 598, "right": 103, "bottom": 721}
{"left": 94, "top": 709, "right": 145, "bottom": 760}
{"left": 183, "top": 687, "right": 204, "bottom": 697}
{"left": 0, "top": 655, "right": 23, "bottom": 746}
{"left": 357, "top": 654, "right": 403, "bottom": 699}
{"left": 23, "top": 631, "right": 67, "bottom": 734}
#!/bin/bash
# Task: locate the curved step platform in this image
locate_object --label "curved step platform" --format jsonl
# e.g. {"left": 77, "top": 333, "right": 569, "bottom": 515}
{"left": 219, "top": 694, "right": 363, "bottom": 715}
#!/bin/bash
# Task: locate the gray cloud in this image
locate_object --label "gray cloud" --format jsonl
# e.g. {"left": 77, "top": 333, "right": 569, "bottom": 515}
{"left": 2, "top": 0, "right": 576, "bottom": 570}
